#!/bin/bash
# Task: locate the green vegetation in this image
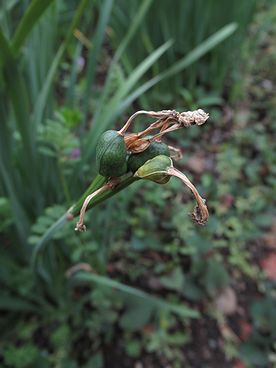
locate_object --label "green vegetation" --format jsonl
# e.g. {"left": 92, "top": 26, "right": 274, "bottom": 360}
{"left": 0, "top": 0, "right": 275, "bottom": 367}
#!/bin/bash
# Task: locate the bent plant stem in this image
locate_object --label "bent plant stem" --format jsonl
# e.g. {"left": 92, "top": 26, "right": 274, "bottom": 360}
{"left": 150, "top": 123, "right": 180, "bottom": 141}
{"left": 74, "top": 175, "right": 140, "bottom": 231}
{"left": 75, "top": 183, "right": 111, "bottom": 232}
{"left": 70, "top": 174, "right": 107, "bottom": 217}
{"left": 119, "top": 110, "right": 159, "bottom": 135}
{"left": 167, "top": 167, "right": 209, "bottom": 225}
{"left": 121, "top": 109, "right": 209, "bottom": 155}
{"left": 77, "top": 176, "right": 138, "bottom": 213}
{"left": 119, "top": 110, "right": 176, "bottom": 135}
{"left": 119, "top": 109, "right": 209, "bottom": 136}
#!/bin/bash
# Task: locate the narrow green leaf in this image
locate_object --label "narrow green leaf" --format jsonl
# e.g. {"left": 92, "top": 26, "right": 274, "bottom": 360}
{"left": 84, "top": 24, "right": 236, "bottom": 161}
{"left": 0, "top": 157, "right": 29, "bottom": 243}
{"left": 113, "top": 0, "right": 153, "bottom": 63}
{"left": 11, "top": 0, "right": 55, "bottom": 54}
{"left": 91, "top": 0, "right": 153, "bottom": 118}
{"left": 111, "top": 40, "right": 173, "bottom": 110}
{"left": 83, "top": 40, "right": 173, "bottom": 160}
{"left": 118, "top": 23, "right": 238, "bottom": 111}
{"left": 33, "top": 0, "right": 89, "bottom": 127}
{"left": 73, "top": 272, "right": 199, "bottom": 318}
{"left": 0, "top": 36, "right": 42, "bottom": 207}
{"left": 0, "top": 29, "right": 13, "bottom": 68}
{"left": 0, "top": 296, "right": 39, "bottom": 313}
{"left": 82, "top": 0, "right": 114, "bottom": 122}
{"left": 161, "top": 23, "right": 238, "bottom": 79}
{"left": 32, "top": 213, "right": 67, "bottom": 271}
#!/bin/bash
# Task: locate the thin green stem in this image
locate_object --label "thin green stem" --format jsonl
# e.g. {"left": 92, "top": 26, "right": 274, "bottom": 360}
{"left": 71, "top": 176, "right": 138, "bottom": 217}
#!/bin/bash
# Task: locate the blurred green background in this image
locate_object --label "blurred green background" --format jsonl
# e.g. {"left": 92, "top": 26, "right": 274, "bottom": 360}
{"left": 0, "top": 0, "right": 275, "bottom": 367}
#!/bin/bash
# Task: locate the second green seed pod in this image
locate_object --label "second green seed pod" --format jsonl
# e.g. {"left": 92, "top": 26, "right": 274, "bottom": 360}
{"left": 127, "top": 141, "right": 170, "bottom": 173}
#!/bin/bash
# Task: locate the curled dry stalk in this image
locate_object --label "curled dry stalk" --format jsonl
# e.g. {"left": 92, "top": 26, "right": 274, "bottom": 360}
{"left": 122, "top": 109, "right": 209, "bottom": 153}
{"left": 134, "top": 155, "right": 209, "bottom": 225}
{"left": 74, "top": 108, "right": 210, "bottom": 231}
{"left": 75, "top": 185, "right": 109, "bottom": 232}
{"left": 166, "top": 167, "right": 209, "bottom": 225}
{"left": 119, "top": 109, "right": 208, "bottom": 135}
{"left": 75, "top": 178, "right": 120, "bottom": 231}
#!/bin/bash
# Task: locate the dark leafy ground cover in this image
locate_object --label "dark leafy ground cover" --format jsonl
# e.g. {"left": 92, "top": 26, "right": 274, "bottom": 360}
{"left": 0, "top": 2, "right": 275, "bottom": 368}
{"left": 94, "top": 11, "right": 276, "bottom": 367}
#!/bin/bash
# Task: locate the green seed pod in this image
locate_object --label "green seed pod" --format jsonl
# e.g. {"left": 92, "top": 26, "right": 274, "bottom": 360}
{"left": 134, "top": 155, "right": 172, "bottom": 184}
{"left": 96, "top": 130, "right": 128, "bottom": 177}
{"left": 127, "top": 141, "right": 170, "bottom": 173}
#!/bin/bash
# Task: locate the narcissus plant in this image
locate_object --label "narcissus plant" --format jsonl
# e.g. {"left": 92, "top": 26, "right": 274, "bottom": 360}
{"left": 70, "top": 108, "right": 210, "bottom": 232}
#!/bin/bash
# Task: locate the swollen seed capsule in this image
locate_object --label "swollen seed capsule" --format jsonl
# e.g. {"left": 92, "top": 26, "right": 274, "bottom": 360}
{"left": 134, "top": 155, "right": 172, "bottom": 184}
{"left": 127, "top": 141, "right": 170, "bottom": 173}
{"left": 96, "top": 130, "right": 128, "bottom": 178}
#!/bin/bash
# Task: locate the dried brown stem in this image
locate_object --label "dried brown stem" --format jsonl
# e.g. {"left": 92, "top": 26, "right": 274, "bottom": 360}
{"left": 136, "top": 117, "right": 166, "bottom": 138}
{"left": 119, "top": 109, "right": 209, "bottom": 136}
{"left": 75, "top": 178, "right": 122, "bottom": 232}
{"left": 121, "top": 109, "right": 209, "bottom": 155}
{"left": 75, "top": 184, "right": 109, "bottom": 232}
{"left": 149, "top": 122, "right": 180, "bottom": 141}
{"left": 167, "top": 167, "right": 209, "bottom": 225}
{"left": 119, "top": 110, "right": 164, "bottom": 135}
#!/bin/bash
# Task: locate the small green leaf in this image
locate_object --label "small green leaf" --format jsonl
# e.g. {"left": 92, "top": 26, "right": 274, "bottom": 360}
{"left": 160, "top": 267, "right": 185, "bottom": 292}
{"left": 120, "top": 299, "right": 153, "bottom": 331}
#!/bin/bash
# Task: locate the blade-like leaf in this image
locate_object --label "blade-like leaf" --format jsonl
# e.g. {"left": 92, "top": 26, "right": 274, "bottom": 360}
{"left": 11, "top": 0, "right": 55, "bottom": 54}
{"left": 162, "top": 23, "right": 238, "bottom": 79}
{"left": 92, "top": 0, "right": 153, "bottom": 110}
{"left": 118, "top": 23, "right": 238, "bottom": 112}
{"left": 83, "top": 24, "right": 236, "bottom": 162}
{"left": 32, "top": 213, "right": 67, "bottom": 272}
{"left": 0, "top": 29, "right": 13, "bottom": 68}
{"left": 73, "top": 272, "right": 199, "bottom": 318}
{"left": 0, "top": 296, "right": 39, "bottom": 313}
{"left": 33, "top": 0, "right": 89, "bottom": 127}
{"left": 113, "top": 0, "right": 153, "bottom": 63}
{"left": 83, "top": 39, "right": 173, "bottom": 160}
{"left": 82, "top": 0, "right": 114, "bottom": 122}
{"left": 0, "top": 157, "right": 29, "bottom": 243}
